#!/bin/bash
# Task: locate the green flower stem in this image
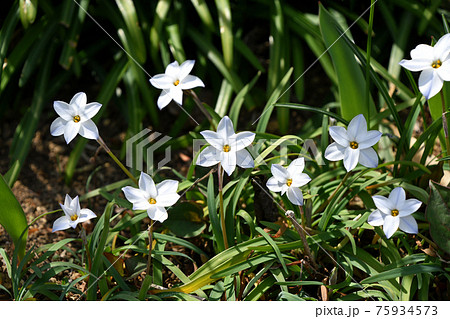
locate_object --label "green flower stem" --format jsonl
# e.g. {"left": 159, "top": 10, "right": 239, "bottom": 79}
{"left": 187, "top": 89, "right": 215, "bottom": 128}
{"left": 77, "top": 224, "right": 92, "bottom": 272}
{"left": 218, "top": 163, "right": 229, "bottom": 249}
{"left": 146, "top": 224, "right": 153, "bottom": 280}
{"left": 316, "top": 171, "right": 351, "bottom": 214}
{"left": 96, "top": 136, "right": 138, "bottom": 185}
{"left": 286, "top": 209, "right": 317, "bottom": 270}
{"left": 417, "top": 232, "right": 439, "bottom": 251}
{"left": 439, "top": 90, "right": 450, "bottom": 167}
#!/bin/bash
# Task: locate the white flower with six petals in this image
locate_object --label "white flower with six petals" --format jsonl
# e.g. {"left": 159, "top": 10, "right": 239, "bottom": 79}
{"left": 266, "top": 158, "right": 311, "bottom": 206}
{"left": 52, "top": 194, "right": 96, "bottom": 232}
{"left": 149, "top": 60, "right": 205, "bottom": 110}
{"left": 50, "top": 92, "right": 102, "bottom": 144}
{"left": 399, "top": 33, "right": 450, "bottom": 100}
{"left": 196, "top": 116, "right": 255, "bottom": 176}
{"left": 121, "top": 172, "right": 180, "bottom": 223}
{"left": 324, "top": 114, "right": 382, "bottom": 172}
{"left": 367, "top": 187, "right": 421, "bottom": 239}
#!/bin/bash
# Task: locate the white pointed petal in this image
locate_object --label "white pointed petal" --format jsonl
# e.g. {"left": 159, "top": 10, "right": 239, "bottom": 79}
{"left": 399, "top": 215, "right": 418, "bottom": 234}
{"left": 383, "top": 215, "right": 400, "bottom": 239}
{"left": 165, "top": 61, "right": 180, "bottom": 78}
{"left": 200, "top": 130, "right": 223, "bottom": 150}
{"left": 367, "top": 209, "right": 385, "bottom": 226}
{"left": 324, "top": 142, "right": 346, "bottom": 162}
{"left": 148, "top": 206, "right": 168, "bottom": 223}
{"left": 70, "top": 195, "right": 80, "bottom": 213}
{"left": 196, "top": 146, "right": 221, "bottom": 167}
{"left": 50, "top": 117, "right": 66, "bottom": 136}
{"left": 419, "top": 68, "right": 443, "bottom": 100}
{"left": 53, "top": 101, "right": 74, "bottom": 121}
{"left": 52, "top": 216, "right": 71, "bottom": 232}
{"left": 357, "top": 130, "right": 382, "bottom": 149}
{"left": 78, "top": 208, "right": 97, "bottom": 223}
{"left": 372, "top": 195, "right": 392, "bottom": 215}
{"left": 63, "top": 120, "right": 80, "bottom": 144}
{"left": 389, "top": 187, "right": 406, "bottom": 208}
{"left": 70, "top": 92, "right": 87, "bottom": 108}
{"left": 270, "top": 164, "right": 289, "bottom": 183}
{"left": 399, "top": 58, "right": 432, "bottom": 71}
{"left": 178, "top": 60, "right": 195, "bottom": 80}
{"left": 266, "top": 176, "right": 284, "bottom": 193}
{"left": 156, "top": 90, "right": 173, "bottom": 110}
{"left": 64, "top": 194, "right": 72, "bottom": 208}
{"left": 132, "top": 200, "right": 152, "bottom": 211}
{"left": 236, "top": 149, "right": 254, "bottom": 168}
{"left": 122, "top": 186, "right": 148, "bottom": 203}
{"left": 156, "top": 193, "right": 180, "bottom": 207}
{"left": 343, "top": 147, "right": 359, "bottom": 172}
{"left": 410, "top": 44, "right": 434, "bottom": 60}
{"left": 217, "top": 116, "right": 235, "bottom": 141}
{"left": 156, "top": 180, "right": 179, "bottom": 195}
{"left": 347, "top": 114, "right": 367, "bottom": 140}
{"left": 81, "top": 102, "right": 102, "bottom": 120}
{"left": 139, "top": 172, "right": 157, "bottom": 198}
{"left": 286, "top": 187, "right": 304, "bottom": 206}
{"left": 150, "top": 74, "right": 175, "bottom": 89}
{"left": 78, "top": 120, "right": 99, "bottom": 140}
{"left": 169, "top": 87, "right": 183, "bottom": 105}
{"left": 399, "top": 198, "right": 422, "bottom": 217}
{"left": 329, "top": 126, "right": 349, "bottom": 146}
{"left": 433, "top": 33, "right": 450, "bottom": 60}
{"left": 358, "top": 148, "right": 378, "bottom": 168}
{"left": 179, "top": 75, "right": 205, "bottom": 89}
{"left": 287, "top": 158, "right": 305, "bottom": 175}
{"left": 230, "top": 131, "right": 255, "bottom": 151}
{"left": 281, "top": 184, "right": 289, "bottom": 195}
{"left": 436, "top": 61, "right": 450, "bottom": 81}
{"left": 291, "top": 173, "right": 311, "bottom": 187}
{"left": 221, "top": 151, "right": 237, "bottom": 176}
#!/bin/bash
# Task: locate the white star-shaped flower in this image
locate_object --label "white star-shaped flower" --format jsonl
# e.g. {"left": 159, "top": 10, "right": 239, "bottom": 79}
{"left": 149, "top": 60, "right": 205, "bottom": 109}
{"left": 52, "top": 195, "right": 96, "bottom": 232}
{"left": 121, "top": 172, "right": 180, "bottom": 223}
{"left": 399, "top": 33, "right": 450, "bottom": 100}
{"left": 266, "top": 158, "right": 311, "bottom": 205}
{"left": 324, "top": 114, "right": 382, "bottom": 172}
{"left": 50, "top": 92, "right": 102, "bottom": 144}
{"left": 367, "top": 187, "right": 421, "bottom": 239}
{"left": 196, "top": 116, "right": 255, "bottom": 176}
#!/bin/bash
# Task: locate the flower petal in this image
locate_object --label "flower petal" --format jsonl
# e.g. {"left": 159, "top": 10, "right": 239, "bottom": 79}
{"left": 329, "top": 126, "right": 349, "bottom": 146}
{"left": 399, "top": 215, "right": 418, "bottom": 234}
{"left": 78, "top": 208, "right": 97, "bottom": 223}
{"left": 165, "top": 61, "right": 180, "bottom": 78}
{"left": 196, "top": 146, "right": 221, "bottom": 167}
{"left": 169, "top": 86, "right": 183, "bottom": 105}
{"left": 410, "top": 44, "right": 434, "bottom": 60}
{"left": 64, "top": 194, "right": 72, "bottom": 208}
{"left": 70, "top": 92, "right": 87, "bottom": 108}
{"left": 81, "top": 102, "right": 102, "bottom": 120}
{"left": 433, "top": 33, "right": 450, "bottom": 60}
{"left": 389, "top": 187, "right": 406, "bottom": 208}
{"left": 122, "top": 186, "right": 150, "bottom": 210}
{"left": 399, "top": 58, "right": 432, "bottom": 71}
{"left": 50, "top": 117, "right": 66, "bottom": 136}
{"left": 358, "top": 147, "right": 378, "bottom": 168}
{"left": 367, "top": 209, "right": 385, "bottom": 226}
{"left": 230, "top": 131, "right": 255, "bottom": 151}
{"left": 347, "top": 114, "right": 367, "bottom": 141}
{"left": 52, "top": 216, "right": 71, "bottom": 232}
{"left": 63, "top": 120, "right": 80, "bottom": 144}
{"left": 200, "top": 130, "right": 224, "bottom": 150}
{"left": 148, "top": 206, "right": 168, "bottom": 223}
{"left": 236, "top": 149, "right": 254, "bottom": 168}
{"left": 287, "top": 158, "right": 305, "bottom": 176}
{"left": 179, "top": 75, "right": 205, "bottom": 90}
{"left": 69, "top": 195, "right": 80, "bottom": 213}
{"left": 357, "top": 130, "right": 382, "bottom": 149}
{"left": 372, "top": 195, "right": 393, "bottom": 215}
{"left": 79, "top": 120, "right": 99, "bottom": 140}
{"left": 419, "top": 68, "right": 444, "bottom": 100}
{"left": 286, "top": 187, "right": 304, "bottom": 206}
{"left": 383, "top": 215, "right": 400, "bottom": 239}
{"left": 178, "top": 60, "right": 195, "bottom": 80}
{"left": 217, "top": 116, "right": 235, "bottom": 142}
{"left": 221, "top": 150, "right": 237, "bottom": 176}
{"left": 156, "top": 180, "right": 179, "bottom": 195}
{"left": 399, "top": 198, "right": 422, "bottom": 217}
{"left": 343, "top": 147, "right": 359, "bottom": 172}
{"left": 53, "top": 101, "right": 74, "bottom": 121}
{"left": 324, "top": 142, "right": 346, "bottom": 162}
{"left": 436, "top": 60, "right": 450, "bottom": 81}
{"left": 266, "top": 176, "right": 283, "bottom": 193}
{"left": 139, "top": 172, "right": 157, "bottom": 198}
{"left": 270, "top": 164, "right": 289, "bottom": 183}
{"left": 150, "top": 74, "right": 175, "bottom": 89}
{"left": 156, "top": 90, "right": 173, "bottom": 109}
{"left": 291, "top": 173, "right": 311, "bottom": 188}
{"left": 156, "top": 193, "right": 180, "bottom": 207}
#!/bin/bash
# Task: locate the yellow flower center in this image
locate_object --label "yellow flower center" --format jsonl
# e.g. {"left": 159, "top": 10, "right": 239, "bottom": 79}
{"left": 391, "top": 209, "right": 399, "bottom": 217}
{"left": 73, "top": 115, "right": 81, "bottom": 123}
{"left": 223, "top": 144, "right": 231, "bottom": 152}
{"left": 432, "top": 60, "right": 442, "bottom": 69}
{"left": 70, "top": 215, "right": 78, "bottom": 221}
{"left": 173, "top": 80, "right": 180, "bottom": 86}
{"left": 286, "top": 178, "right": 293, "bottom": 187}
{"left": 350, "top": 141, "right": 359, "bottom": 149}
{"left": 149, "top": 198, "right": 157, "bottom": 205}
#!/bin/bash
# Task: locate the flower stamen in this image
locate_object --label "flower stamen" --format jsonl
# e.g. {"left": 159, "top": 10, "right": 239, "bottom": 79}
{"left": 73, "top": 115, "right": 81, "bottom": 123}
{"left": 149, "top": 198, "right": 157, "bottom": 205}
{"left": 223, "top": 144, "right": 231, "bottom": 152}
{"left": 173, "top": 80, "right": 180, "bottom": 86}
{"left": 391, "top": 209, "right": 399, "bottom": 217}
{"left": 70, "top": 215, "right": 78, "bottom": 221}
{"left": 349, "top": 141, "right": 359, "bottom": 149}
{"left": 286, "top": 178, "right": 293, "bottom": 187}
{"left": 432, "top": 60, "right": 442, "bottom": 69}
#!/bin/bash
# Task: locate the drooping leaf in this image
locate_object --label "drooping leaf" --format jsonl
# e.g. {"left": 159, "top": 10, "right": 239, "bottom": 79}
{"left": 426, "top": 181, "right": 450, "bottom": 254}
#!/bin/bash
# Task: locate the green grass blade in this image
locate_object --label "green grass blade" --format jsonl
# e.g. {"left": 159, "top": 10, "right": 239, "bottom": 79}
{"left": 214, "top": 0, "right": 233, "bottom": 69}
